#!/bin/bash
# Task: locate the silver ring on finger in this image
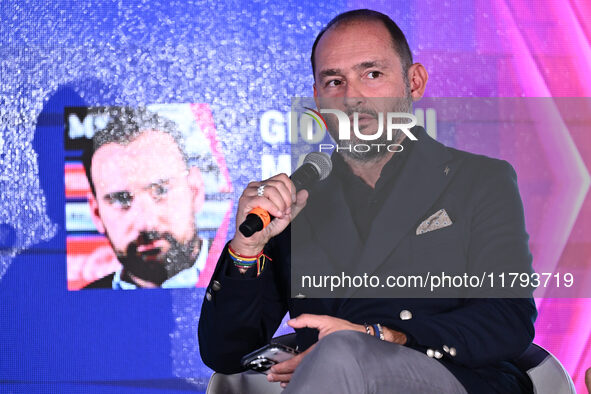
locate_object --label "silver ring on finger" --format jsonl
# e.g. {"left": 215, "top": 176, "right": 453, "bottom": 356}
{"left": 257, "top": 184, "right": 266, "bottom": 197}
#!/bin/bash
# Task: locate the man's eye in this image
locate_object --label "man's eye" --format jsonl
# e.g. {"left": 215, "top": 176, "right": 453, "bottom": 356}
{"left": 367, "top": 71, "right": 382, "bottom": 79}
{"left": 106, "top": 191, "right": 133, "bottom": 209}
{"left": 326, "top": 79, "right": 342, "bottom": 87}
{"left": 150, "top": 184, "right": 169, "bottom": 199}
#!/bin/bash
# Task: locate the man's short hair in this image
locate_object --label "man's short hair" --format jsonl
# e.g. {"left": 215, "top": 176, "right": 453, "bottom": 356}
{"left": 310, "top": 9, "right": 413, "bottom": 78}
{"left": 82, "top": 107, "right": 188, "bottom": 196}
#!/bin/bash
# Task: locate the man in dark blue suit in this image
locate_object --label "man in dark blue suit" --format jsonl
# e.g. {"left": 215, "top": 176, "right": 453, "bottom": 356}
{"left": 199, "top": 9, "right": 536, "bottom": 393}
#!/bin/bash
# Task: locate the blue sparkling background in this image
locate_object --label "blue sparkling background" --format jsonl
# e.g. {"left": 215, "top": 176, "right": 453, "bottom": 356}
{"left": 0, "top": 1, "right": 340, "bottom": 391}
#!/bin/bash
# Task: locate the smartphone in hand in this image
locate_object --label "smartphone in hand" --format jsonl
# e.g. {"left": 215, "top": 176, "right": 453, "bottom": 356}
{"left": 241, "top": 343, "right": 299, "bottom": 374}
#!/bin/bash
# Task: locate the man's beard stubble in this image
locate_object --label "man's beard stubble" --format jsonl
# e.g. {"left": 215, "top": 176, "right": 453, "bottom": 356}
{"left": 111, "top": 230, "right": 200, "bottom": 287}
{"left": 325, "top": 84, "right": 413, "bottom": 163}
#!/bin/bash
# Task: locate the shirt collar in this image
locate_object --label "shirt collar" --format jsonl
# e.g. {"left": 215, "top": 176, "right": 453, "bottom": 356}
{"left": 331, "top": 136, "right": 415, "bottom": 188}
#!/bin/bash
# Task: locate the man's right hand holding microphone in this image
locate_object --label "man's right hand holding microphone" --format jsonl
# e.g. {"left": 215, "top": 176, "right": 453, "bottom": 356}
{"left": 229, "top": 152, "right": 332, "bottom": 269}
{"left": 229, "top": 173, "right": 309, "bottom": 271}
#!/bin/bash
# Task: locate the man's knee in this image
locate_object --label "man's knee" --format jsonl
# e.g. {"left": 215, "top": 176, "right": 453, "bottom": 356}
{"left": 293, "top": 331, "right": 367, "bottom": 383}
{"left": 285, "top": 331, "right": 368, "bottom": 392}
{"left": 310, "top": 330, "right": 368, "bottom": 364}
{"left": 313, "top": 330, "right": 416, "bottom": 371}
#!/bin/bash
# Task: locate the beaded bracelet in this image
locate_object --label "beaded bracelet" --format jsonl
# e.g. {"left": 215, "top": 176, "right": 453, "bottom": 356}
{"left": 372, "top": 323, "right": 385, "bottom": 341}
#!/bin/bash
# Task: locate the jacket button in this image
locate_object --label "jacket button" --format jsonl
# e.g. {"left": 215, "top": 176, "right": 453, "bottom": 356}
{"left": 426, "top": 349, "right": 435, "bottom": 358}
{"left": 449, "top": 347, "right": 457, "bottom": 357}
{"left": 443, "top": 345, "right": 450, "bottom": 353}
{"left": 205, "top": 291, "right": 213, "bottom": 302}
{"left": 211, "top": 280, "right": 222, "bottom": 291}
{"left": 434, "top": 350, "right": 443, "bottom": 359}
{"left": 400, "top": 310, "right": 412, "bottom": 320}
{"left": 294, "top": 293, "right": 306, "bottom": 299}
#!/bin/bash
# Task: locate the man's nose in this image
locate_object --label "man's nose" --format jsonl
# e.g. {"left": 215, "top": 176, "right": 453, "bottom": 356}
{"left": 343, "top": 81, "right": 365, "bottom": 107}
{"left": 129, "top": 193, "right": 160, "bottom": 232}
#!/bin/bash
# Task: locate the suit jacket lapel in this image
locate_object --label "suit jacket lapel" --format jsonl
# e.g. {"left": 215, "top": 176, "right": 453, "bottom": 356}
{"left": 294, "top": 128, "right": 460, "bottom": 300}
{"left": 355, "top": 127, "right": 458, "bottom": 278}
{"left": 298, "top": 173, "right": 362, "bottom": 272}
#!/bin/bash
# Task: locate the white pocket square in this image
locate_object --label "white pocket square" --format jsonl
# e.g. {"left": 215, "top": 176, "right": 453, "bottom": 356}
{"left": 416, "top": 209, "right": 453, "bottom": 235}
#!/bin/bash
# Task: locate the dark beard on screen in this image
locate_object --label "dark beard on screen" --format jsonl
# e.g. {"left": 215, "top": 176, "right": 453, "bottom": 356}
{"left": 116, "top": 231, "right": 200, "bottom": 287}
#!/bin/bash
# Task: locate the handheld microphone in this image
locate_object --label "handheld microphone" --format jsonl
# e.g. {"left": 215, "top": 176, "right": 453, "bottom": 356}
{"left": 239, "top": 152, "right": 332, "bottom": 237}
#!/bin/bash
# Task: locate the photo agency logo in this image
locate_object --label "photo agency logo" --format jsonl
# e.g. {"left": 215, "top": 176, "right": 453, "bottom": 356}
{"left": 258, "top": 99, "right": 436, "bottom": 180}
{"left": 302, "top": 106, "right": 418, "bottom": 154}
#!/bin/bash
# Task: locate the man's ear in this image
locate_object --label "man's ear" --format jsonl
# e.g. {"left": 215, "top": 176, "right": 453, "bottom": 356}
{"left": 313, "top": 83, "right": 320, "bottom": 108}
{"left": 408, "top": 63, "right": 429, "bottom": 101}
{"left": 312, "top": 82, "right": 320, "bottom": 114}
{"left": 87, "top": 192, "right": 106, "bottom": 234}
{"left": 187, "top": 166, "right": 205, "bottom": 215}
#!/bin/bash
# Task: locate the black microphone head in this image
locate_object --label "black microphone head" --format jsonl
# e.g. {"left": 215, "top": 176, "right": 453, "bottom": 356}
{"left": 303, "top": 152, "right": 332, "bottom": 181}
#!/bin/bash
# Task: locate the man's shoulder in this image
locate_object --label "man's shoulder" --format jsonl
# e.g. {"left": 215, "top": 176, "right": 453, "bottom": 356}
{"left": 82, "top": 272, "right": 116, "bottom": 289}
{"left": 447, "top": 146, "right": 517, "bottom": 180}
{"left": 416, "top": 127, "right": 516, "bottom": 179}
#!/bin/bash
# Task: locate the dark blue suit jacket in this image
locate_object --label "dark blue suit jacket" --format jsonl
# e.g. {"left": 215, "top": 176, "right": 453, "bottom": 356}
{"left": 199, "top": 127, "right": 537, "bottom": 393}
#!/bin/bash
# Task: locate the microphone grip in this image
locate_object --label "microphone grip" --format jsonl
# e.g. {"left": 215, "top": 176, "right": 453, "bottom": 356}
{"left": 239, "top": 207, "right": 273, "bottom": 237}
{"left": 239, "top": 160, "right": 325, "bottom": 237}
{"left": 238, "top": 214, "right": 263, "bottom": 237}
{"left": 291, "top": 163, "right": 319, "bottom": 191}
